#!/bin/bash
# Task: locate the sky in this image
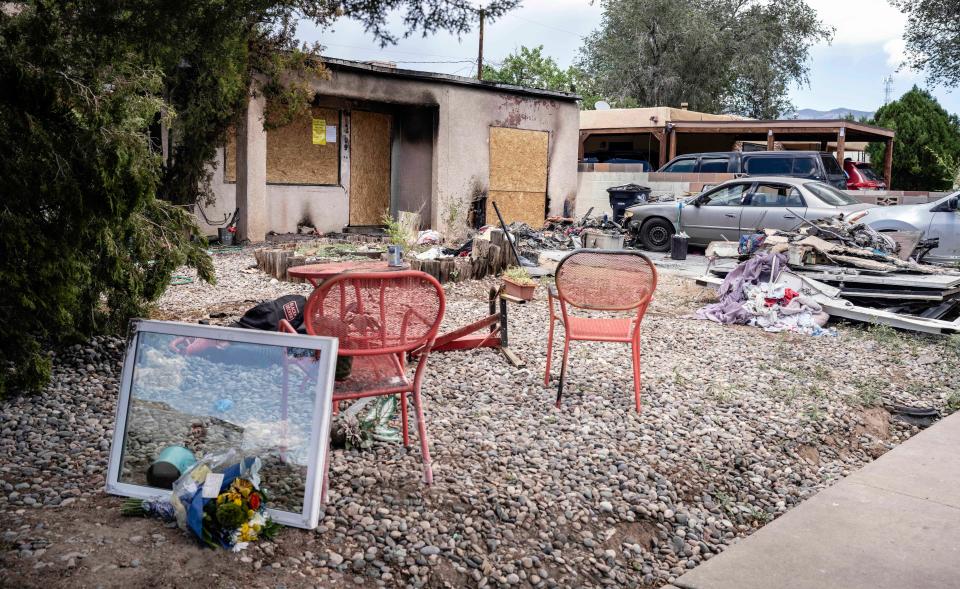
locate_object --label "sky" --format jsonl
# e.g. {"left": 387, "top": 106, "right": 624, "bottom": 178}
{"left": 297, "top": 0, "right": 960, "bottom": 116}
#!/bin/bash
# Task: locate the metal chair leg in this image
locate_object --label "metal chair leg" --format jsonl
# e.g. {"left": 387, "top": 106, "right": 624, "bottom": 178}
{"left": 412, "top": 389, "right": 433, "bottom": 484}
{"left": 544, "top": 317, "right": 555, "bottom": 386}
{"left": 400, "top": 391, "right": 410, "bottom": 447}
{"left": 632, "top": 341, "right": 642, "bottom": 413}
{"left": 556, "top": 339, "right": 571, "bottom": 408}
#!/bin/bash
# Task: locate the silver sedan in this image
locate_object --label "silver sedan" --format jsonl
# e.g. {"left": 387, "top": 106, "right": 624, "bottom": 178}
{"left": 848, "top": 192, "right": 960, "bottom": 265}
{"left": 626, "top": 176, "right": 872, "bottom": 251}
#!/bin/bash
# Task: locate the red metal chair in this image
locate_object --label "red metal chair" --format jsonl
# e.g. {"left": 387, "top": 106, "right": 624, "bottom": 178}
{"left": 290, "top": 271, "right": 445, "bottom": 484}
{"left": 544, "top": 249, "right": 657, "bottom": 412}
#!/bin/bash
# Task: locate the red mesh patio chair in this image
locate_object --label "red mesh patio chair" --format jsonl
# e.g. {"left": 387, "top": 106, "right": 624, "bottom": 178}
{"left": 544, "top": 249, "right": 657, "bottom": 412}
{"left": 284, "top": 271, "right": 445, "bottom": 483}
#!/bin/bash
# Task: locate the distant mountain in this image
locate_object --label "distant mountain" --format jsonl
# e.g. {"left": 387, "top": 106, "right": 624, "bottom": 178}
{"left": 786, "top": 108, "right": 875, "bottom": 121}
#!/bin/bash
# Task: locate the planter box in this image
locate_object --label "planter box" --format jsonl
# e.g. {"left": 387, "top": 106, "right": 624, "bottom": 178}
{"left": 502, "top": 277, "right": 537, "bottom": 301}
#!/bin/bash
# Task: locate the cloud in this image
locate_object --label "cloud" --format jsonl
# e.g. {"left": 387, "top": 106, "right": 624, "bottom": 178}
{"left": 804, "top": 0, "right": 906, "bottom": 46}
{"left": 883, "top": 37, "right": 906, "bottom": 68}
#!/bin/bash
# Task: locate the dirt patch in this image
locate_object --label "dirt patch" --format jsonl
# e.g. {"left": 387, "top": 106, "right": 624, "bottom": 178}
{"left": 601, "top": 520, "right": 659, "bottom": 552}
{"left": 424, "top": 557, "right": 470, "bottom": 588}
{"left": 0, "top": 495, "right": 327, "bottom": 589}
{"left": 855, "top": 407, "right": 891, "bottom": 440}
{"left": 796, "top": 445, "right": 821, "bottom": 466}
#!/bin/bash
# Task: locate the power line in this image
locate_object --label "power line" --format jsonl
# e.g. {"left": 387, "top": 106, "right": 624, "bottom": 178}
{"left": 507, "top": 13, "right": 587, "bottom": 37}
{"left": 321, "top": 41, "right": 474, "bottom": 61}
{"left": 387, "top": 59, "right": 477, "bottom": 64}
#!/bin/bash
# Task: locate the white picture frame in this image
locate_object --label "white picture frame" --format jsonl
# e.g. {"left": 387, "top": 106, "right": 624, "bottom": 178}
{"left": 105, "top": 319, "right": 338, "bottom": 530}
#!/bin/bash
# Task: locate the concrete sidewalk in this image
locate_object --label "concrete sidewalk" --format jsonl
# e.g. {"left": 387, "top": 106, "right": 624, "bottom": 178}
{"left": 672, "top": 410, "right": 960, "bottom": 589}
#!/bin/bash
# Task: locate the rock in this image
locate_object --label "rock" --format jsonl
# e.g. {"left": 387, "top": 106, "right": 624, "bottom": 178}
{"left": 327, "top": 552, "right": 344, "bottom": 567}
{"left": 420, "top": 545, "right": 441, "bottom": 556}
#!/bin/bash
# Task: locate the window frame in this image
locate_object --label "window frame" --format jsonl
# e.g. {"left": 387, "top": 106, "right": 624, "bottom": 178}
{"left": 746, "top": 183, "right": 807, "bottom": 208}
{"left": 700, "top": 182, "right": 752, "bottom": 207}
{"left": 662, "top": 157, "right": 698, "bottom": 173}
{"left": 105, "top": 320, "right": 339, "bottom": 530}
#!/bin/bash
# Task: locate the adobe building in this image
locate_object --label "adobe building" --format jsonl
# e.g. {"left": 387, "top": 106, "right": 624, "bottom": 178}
{"left": 200, "top": 58, "right": 580, "bottom": 241}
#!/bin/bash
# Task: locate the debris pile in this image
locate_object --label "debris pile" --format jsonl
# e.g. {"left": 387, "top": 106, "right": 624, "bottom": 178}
{"left": 701, "top": 217, "right": 960, "bottom": 335}
{"left": 507, "top": 214, "right": 628, "bottom": 259}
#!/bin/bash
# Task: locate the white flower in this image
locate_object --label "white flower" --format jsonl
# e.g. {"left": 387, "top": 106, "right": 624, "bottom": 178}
{"left": 231, "top": 541, "right": 249, "bottom": 553}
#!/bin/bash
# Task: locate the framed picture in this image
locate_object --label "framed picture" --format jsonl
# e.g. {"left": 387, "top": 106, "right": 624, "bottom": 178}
{"left": 105, "top": 320, "right": 338, "bottom": 529}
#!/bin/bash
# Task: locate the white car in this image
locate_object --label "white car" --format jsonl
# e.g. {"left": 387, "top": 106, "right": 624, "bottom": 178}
{"left": 847, "top": 193, "right": 960, "bottom": 265}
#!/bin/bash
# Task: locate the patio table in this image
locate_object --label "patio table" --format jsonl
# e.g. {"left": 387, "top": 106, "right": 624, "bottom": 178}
{"left": 287, "top": 260, "right": 410, "bottom": 288}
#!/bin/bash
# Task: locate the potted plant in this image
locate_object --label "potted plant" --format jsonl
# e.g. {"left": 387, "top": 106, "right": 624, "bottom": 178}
{"left": 502, "top": 266, "right": 537, "bottom": 301}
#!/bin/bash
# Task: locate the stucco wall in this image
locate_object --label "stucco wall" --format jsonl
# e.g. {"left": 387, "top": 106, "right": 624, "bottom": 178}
{"left": 196, "top": 149, "right": 237, "bottom": 235}
{"left": 435, "top": 85, "right": 580, "bottom": 229}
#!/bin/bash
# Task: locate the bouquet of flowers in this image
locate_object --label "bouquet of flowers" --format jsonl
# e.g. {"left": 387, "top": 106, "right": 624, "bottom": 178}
{"left": 122, "top": 449, "right": 280, "bottom": 551}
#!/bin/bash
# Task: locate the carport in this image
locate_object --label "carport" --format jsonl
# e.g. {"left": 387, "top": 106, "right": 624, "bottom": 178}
{"left": 666, "top": 119, "right": 896, "bottom": 187}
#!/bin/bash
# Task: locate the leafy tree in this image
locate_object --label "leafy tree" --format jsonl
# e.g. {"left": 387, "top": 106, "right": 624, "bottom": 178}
{"left": 577, "top": 0, "right": 832, "bottom": 117}
{"left": 482, "top": 45, "right": 618, "bottom": 110}
{"left": 894, "top": 0, "right": 960, "bottom": 87}
{"left": 866, "top": 87, "right": 960, "bottom": 190}
{"left": 0, "top": 0, "right": 519, "bottom": 398}
{"left": 483, "top": 45, "right": 576, "bottom": 91}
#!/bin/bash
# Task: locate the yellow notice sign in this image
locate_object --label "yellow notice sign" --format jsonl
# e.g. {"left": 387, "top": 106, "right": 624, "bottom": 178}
{"left": 311, "top": 118, "right": 326, "bottom": 145}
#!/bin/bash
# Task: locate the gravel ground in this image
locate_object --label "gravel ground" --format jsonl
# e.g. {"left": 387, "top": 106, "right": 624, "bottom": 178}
{"left": 2, "top": 248, "right": 959, "bottom": 588}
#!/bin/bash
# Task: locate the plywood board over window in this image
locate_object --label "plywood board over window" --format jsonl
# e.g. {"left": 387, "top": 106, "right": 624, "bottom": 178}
{"left": 266, "top": 107, "right": 340, "bottom": 185}
{"left": 349, "top": 110, "right": 392, "bottom": 226}
{"left": 222, "top": 108, "right": 341, "bottom": 185}
{"left": 486, "top": 127, "right": 549, "bottom": 227}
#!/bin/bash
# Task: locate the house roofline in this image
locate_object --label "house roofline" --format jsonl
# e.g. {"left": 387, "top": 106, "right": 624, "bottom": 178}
{"left": 320, "top": 56, "right": 581, "bottom": 102}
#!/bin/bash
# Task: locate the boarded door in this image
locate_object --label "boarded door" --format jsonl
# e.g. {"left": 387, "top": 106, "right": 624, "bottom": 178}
{"left": 486, "top": 127, "right": 548, "bottom": 227}
{"left": 350, "top": 111, "right": 392, "bottom": 226}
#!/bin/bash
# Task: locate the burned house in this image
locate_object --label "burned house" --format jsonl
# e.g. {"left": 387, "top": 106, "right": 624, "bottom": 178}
{"left": 199, "top": 58, "right": 580, "bottom": 241}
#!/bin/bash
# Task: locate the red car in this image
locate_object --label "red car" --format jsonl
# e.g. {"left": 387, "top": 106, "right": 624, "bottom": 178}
{"left": 843, "top": 159, "right": 886, "bottom": 190}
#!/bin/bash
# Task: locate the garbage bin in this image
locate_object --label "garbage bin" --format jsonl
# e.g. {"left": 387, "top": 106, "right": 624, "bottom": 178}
{"left": 670, "top": 233, "right": 689, "bottom": 260}
{"left": 606, "top": 184, "right": 652, "bottom": 224}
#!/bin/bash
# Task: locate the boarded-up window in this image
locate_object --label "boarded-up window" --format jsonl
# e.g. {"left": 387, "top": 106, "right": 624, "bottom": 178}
{"left": 223, "top": 107, "right": 341, "bottom": 185}
{"left": 486, "top": 127, "right": 549, "bottom": 227}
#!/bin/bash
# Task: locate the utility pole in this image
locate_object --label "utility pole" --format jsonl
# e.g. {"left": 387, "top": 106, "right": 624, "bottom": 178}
{"left": 477, "top": 7, "right": 485, "bottom": 80}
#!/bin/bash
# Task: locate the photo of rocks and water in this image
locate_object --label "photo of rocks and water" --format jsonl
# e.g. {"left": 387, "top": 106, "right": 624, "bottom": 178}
{"left": 118, "top": 332, "right": 324, "bottom": 513}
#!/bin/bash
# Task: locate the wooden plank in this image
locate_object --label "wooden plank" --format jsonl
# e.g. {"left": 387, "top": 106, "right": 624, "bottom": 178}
{"left": 489, "top": 127, "right": 548, "bottom": 192}
{"left": 486, "top": 191, "right": 546, "bottom": 228}
{"left": 265, "top": 107, "right": 340, "bottom": 184}
{"left": 500, "top": 347, "right": 525, "bottom": 368}
{"left": 432, "top": 330, "right": 501, "bottom": 352}
{"left": 350, "top": 110, "right": 392, "bottom": 226}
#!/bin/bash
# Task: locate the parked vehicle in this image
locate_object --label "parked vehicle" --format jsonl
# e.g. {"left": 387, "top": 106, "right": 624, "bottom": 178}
{"left": 626, "top": 176, "right": 871, "bottom": 251}
{"left": 843, "top": 159, "right": 886, "bottom": 190}
{"left": 582, "top": 152, "right": 653, "bottom": 171}
{"left": 847, "top": 193, "right": 960, "bottom": 264}
{"left": 657, "top": 151, "right": 848, "bottom": 190}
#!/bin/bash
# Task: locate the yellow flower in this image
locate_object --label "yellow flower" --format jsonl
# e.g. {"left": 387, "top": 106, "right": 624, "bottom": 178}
{"left": 234, "top": 498, "right": 241, "bottom": 506}
{"left": 231, "top": 479, "right": 254, "bottom": 498}
{"left": 238, "top": 523, "right": 256, "bottom": 542}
